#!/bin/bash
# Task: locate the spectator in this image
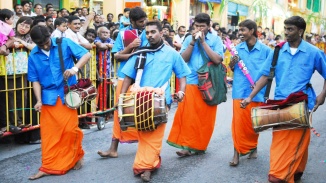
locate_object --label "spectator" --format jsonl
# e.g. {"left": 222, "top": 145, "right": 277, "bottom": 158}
{"left": 153, "top": 15, "right": 159, "bottom": 21}
{"left": 106, "top": 13, "right": 114, "bottom": 23}
{"left": 60, "top": 8, "right": 69, "bottom": 17}
{"left": 84, "top": 28, "right": 96, "bottom": 43}
{"left": 21, "top": 1, "right": 36, "bottom": 17}
{"left": 169, "top": 29, "right": 175, "bottom": 40}
{"left": 45, "top": 7, "right": 54, "bottom": 17}
{"left": 93, "top": 14, "right": 102, "bottom": 30}
{"left": 80, "top": 7, "right": 88, "bottom": 20}
{"left": 117, "top": 13, "right": 123, "bottom": 23}
{"left": 13, "top": 16, "right": 36, "bottom": 50}
{"left": 306, "top": 33, "right": 313, "bottom": 45}
{"left": 45, "top": 16, "right": 54, "bottom": 33}
{"left": 45, "top": 3, "right": 53, "bottom": 9}
{"left": 76, "top": 8, "right": 82, "bottom": 17}
{"left": 34, "top": 4, "right": 43, "bottom": 16}
{"left": 70, "top": 11, "right": 79, "bottom": 16}
{"left": 119, "top": 8, "right": 130, "bottom": 29}
{"left": 51, "top": 17, "right": 67, "bottom": 38}
{"left": 162, "top": 25, "right": 173, "bottom": 46}
{"left": 212, "top": 22, "right": 219, "bottom": 32}
{"left": 173, "top": 25, "right": 186, "bottom": 50}
{"left": 33, "top": 15, "right": 46, "bottom": 26}
{"left": 13, "top": 4, "right": 23, "bottom": 28}
{"left": 65, "top": 15, "right": 92, "bottom": 50}
{"left": 52, "top": 10, "right": 58, "bottom": 18}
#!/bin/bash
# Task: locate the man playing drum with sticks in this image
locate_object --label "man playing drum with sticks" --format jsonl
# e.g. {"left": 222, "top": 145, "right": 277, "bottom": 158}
{"left": 227, "top": 19, "right": 271, "bottom": 166}
{"left": 97, "top": 7, "right": 148, "bottom": 158}
{"left": 119, "top": 20, "right": 190, "bottom": 182}
{"left": 241, "top": 16, "right": 326, "bottom": 183}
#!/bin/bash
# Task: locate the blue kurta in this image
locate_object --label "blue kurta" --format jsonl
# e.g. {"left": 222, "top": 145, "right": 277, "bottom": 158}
{"left": 232, "top": 41, "right": 271, "bottom": 102}
{"left": 122, "top": 44, "right": 191, "bottom": 104}
{"left": 259, "top": 40, "right": 326, "bottom": 110}
{"left": 27, "top": 38, "right": 88, "bottom": 105}
{"left": 112, "top": 25, "right": 148, "bottom": 79}
{"left": 180, "top": 32, "right": 224, "bottom": 85}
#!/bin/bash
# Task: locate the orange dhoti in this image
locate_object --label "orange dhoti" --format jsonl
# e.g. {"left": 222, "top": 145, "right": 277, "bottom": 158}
{"left": 112, "top": 79, "right": 138, "bottom": 143}
{"left": 268, "top": 129, "right": 310, "bottom": 183}
{"left": 167, "top": 85, "right": 218, "bottom": 152}
{"left": 133, "top": 123, "right": 166, "bottom": 175}
{"left": 39, "top": 97, "right": 84, "bottom": 175}
{"left": 232, "top": 99, "right": 261, "bottom": 155}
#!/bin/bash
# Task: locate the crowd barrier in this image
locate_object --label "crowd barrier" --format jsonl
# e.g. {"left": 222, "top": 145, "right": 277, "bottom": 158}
{"left": 0, "top": 45, "right": 178, "bottom": 138}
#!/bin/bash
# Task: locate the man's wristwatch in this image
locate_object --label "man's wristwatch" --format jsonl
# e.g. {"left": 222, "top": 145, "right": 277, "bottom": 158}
{"left": 72, "top": 67, "right": 79, "bottom": 73}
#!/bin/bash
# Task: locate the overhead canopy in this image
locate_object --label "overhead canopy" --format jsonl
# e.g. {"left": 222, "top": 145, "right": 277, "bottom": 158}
{"left": 228, "top": 2, "right": 249, "bottom": 16}
{"left": 198, "top": 0, "right": 222, "bottom": 3}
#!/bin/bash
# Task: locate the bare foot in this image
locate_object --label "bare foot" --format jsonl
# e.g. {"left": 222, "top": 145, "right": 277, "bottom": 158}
{"left": 248, "top": 149, "right": 257, "bottom": 159}
{"left": 73, "top": 158, "right": 84, "bottom": 170}
{"left": 97, "top": 150, "right": 118, "bottom": 158}
{"left": 176, "top": 150, "right": 192, "bottom": 157}
{"left": 229, "top": 150, "right": 239, "bottom": 166}
{"left": 140, "top": 170, "right": 151, "bottom": 182}
{"left": 28, "top": 171, "right": 49, "bottom": 180}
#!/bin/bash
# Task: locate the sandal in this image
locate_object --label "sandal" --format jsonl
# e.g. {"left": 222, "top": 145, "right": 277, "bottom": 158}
{"left": 8, "top": 125, "right": 21, "bottom": 133}
{"left": 176, "top": 150, "right": 192, "bottom": 157}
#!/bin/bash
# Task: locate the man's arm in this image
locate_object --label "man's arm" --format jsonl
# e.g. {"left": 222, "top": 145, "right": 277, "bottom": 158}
{"left": 120, "top": 76, "right": 133, "bottom": 94}
{"left": 63, "top": 52, "right": 91, "bottom": 79}
{"left": 32, "top": 81, "right": 42, "bottom": 112}
{"left": 240, "top": 75, "right": 269, "bottom": 108}
{"left": 79, "top": 42, "right": 93, "bottom": 50}
{"left": 198, "top": 32, "right": 223, "bottom": 65}
{"left": 314, "top": 79, "right": 326, "bottom": 111}
{"left": 181, "top": 33, "right": 196, "bottom": 62}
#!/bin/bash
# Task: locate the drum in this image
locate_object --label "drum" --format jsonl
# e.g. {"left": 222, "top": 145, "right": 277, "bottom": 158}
{"left": 83, "top": 85, "right": 97, "bottom": 101}
{"left": 251, "top": 101, "right": 310, "bottom": 133}
{"left": 118, "top": 91, "right": 167, "bottom": 131}
{"left": 65, "top": 90, "right": 85, "bottom": 109}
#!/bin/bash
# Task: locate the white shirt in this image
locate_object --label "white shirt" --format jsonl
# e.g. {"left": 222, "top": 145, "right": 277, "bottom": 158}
{"left": 22, "top": 12, "right": 37, "bottom": 17}
{"left": 65, "top": 28, "right": 88, "bottom": 44}
{"left": 51, "top": 29, "right": 66, "bottom": 38}
{"left": 174, "top": 34, "right": 185, "bottom": 44}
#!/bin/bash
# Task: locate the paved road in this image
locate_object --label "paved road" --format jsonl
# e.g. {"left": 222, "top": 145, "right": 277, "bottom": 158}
{"left": 0, "top": 73, "right": 325, "bottom": 183}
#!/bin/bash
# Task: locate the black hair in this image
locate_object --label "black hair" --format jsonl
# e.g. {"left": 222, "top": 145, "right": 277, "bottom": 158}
{"left": 152, "top": 15, "right": 158, "bottom": 19}
{"left": 105, "top": 22, "right": 115, "bottom": 30}
{"left": 178, "top": 25, "right": 186, "bottom": 31}
{"left": 15, "top": 16, "right": 33, "bottom": 33}
{"left": 212, "top": 22, "right": 219, "bottom": 29}
{"left": 107, "top": 13, "right": 113, "bottom": 18}
{"left": 80, "top": 19, "right": 85, "bottom": 22}
{"left": 45, "top": 16, "right": 53, "bottom": 21}
{"left": 129, "top": 7, "right": 147, "bottom": 22}
{"left": 112, "top": 30, "right": 119, "bottom": 41}
{"left": 162, "top": 25, "right": 170, "bottom": 32}
{"left": 30, "top": 25, "right": 51, "bottom": 45}
{"left": 46, "top": 7, "right": 54, "bottom": 13}
{"left": 34, "top": 3, "right": 42, "bottom": 8}
{"left": 45, "top": 3, "right": 53, "bottom": 9}
{"left": 54, "top": 17, "right": 67, "bottom": 28}
{"left": 118, "top": 13, "right": 123, "bottom": 19}
{"left": 76, "top": 8, "right": 82, "bottom": 12}
{"left": 85, "top": 28, "right": 97, "bottom": 37}
{"left": 284, "top": 16, "right": 306, "bottom": 38}
{"left": 33, "top": 15, "right": 46, "bottom": 26}
{"left": 194, "top": 13, "right": 210, "bottom": 26}
{"left": 68, "top": 15, "right": 80, "bottom": 23}
{"left": 70, "top": 11, "right": 78, "bottom": 16}
{"left": 60, "top": 8, "right": 69, "bottom": 14}
{"left": 124, "top": 8, "right": 131, "bottom": 13}
{"left": 238, "top": 19, "right": 258, "bottom": 38}
{"left": 21, "top": 1, "right": 30, "bottom": 7}
{"left": 0, "top": 9, "right": 14, "bottom": 22}
{"left": 14, "top": 4, "right": 22, "bottom": 10}
{"left": 275, "top": 35, "right": 282, "bottom": 41}
{"left": 146, "top": 21, "right": 163, "bottom": 31}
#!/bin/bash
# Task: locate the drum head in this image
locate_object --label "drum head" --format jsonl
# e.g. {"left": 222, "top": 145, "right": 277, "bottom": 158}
{"left": 65, "top": 91, "right": 82, "bottom": 109}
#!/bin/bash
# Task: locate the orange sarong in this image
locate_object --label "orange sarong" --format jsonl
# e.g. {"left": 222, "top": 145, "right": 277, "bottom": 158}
{"left": 167, "top": 84, "right": 218, "bottom": 152}
{"left": 268, "top": 129, "right": 310, "bottom": 183}
{"left": 232, "top": 99, "right": 261, "bottom": 155}
{"left": 39, "top": 97, "right": 84, "bottom": 175}
{"left": 133, "top": 123, "right": 166, "bottom": 175}
{"left": 112, "top": 80, "right": 138, "bottom": 143}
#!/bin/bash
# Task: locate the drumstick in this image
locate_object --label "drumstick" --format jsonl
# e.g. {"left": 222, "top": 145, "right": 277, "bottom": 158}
{"left": 309, "top": 110, "right": 320, "bottom": 137}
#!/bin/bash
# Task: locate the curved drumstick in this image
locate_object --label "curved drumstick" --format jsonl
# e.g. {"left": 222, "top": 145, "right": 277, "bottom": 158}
{"left": 309, "top": 110, "right": 320, "bottom": 137}
{"left": 224, "top": 37, "right": 255, "bottom": 88}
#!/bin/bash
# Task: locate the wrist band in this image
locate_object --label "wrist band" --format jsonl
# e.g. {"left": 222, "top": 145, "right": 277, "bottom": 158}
{"left": 72, "top": 67, "right": 79, "bottom": 72}
{"left": 178, "top": 91, "right": 185, "bottom": 96}
{"left": 2, "top": 44, "right": 7, "bottom": 49}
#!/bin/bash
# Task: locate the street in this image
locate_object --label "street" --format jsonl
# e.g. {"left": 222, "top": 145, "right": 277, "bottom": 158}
{"left": 0, "top": 73, "right": 325, "bottom": 183}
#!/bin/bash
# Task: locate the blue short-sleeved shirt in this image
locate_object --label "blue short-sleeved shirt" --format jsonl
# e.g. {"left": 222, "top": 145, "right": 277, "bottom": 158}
{"left": 111, "top": 25, "right": 148, "bottom": 78}
{"left": 119, "top": 16, "right": 130, "bottom": 29}
{"left": 122, "top": 45, "right": 191, "bottom": 105}
{"left": 27, "top": 38, "right": 88, "bottom": 106}
{"left": 180, "top": 32, "right": 224, "bottom": 84}
{"left": 232, "top": 41, "right": 271, "bottom": 102}
{"left": 259, "top": 40, "right": 326, "bottom": 109}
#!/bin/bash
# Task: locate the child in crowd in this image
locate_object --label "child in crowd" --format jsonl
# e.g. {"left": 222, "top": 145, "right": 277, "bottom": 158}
{"left": 51, "top": 17, "right": 67, "bottom": 38}
{"left": 0, "top": 9, "right": 15, "bottom": 56}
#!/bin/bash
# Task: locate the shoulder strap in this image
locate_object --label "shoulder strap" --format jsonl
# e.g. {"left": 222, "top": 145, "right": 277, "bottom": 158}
{"left": 197, "top": 41, "right": 209, "bottom": 63}
{"left": 264, "top": 42, "right": 285, "bottom": 101}
{"left": 56, "top": 37, "right": 65, "bottom": 75}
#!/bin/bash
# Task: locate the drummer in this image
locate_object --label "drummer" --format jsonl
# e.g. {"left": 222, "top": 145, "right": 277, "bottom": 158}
{"left": 228, "top": 19, "right": 271, "bottom": 166}
{"left": 241, "top": 16, "right": 326, "bottom": 183}
{"left": 120, "top": 20, "right": 190, "bottom": 182}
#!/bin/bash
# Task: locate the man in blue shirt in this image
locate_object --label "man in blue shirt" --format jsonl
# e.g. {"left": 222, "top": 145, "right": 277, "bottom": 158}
{"left": 167, "top": 13, "right": 224, "bottom": 157}
{"left": 97, "top": 7, "right": 148, "bottom": 159}
{"left": 241, "top": 16, "right": 326, "bottom": 183}
{"left": 119, "top": 8, "right": 130, "bottom": 29}
{"left": 228, "top": 19, "right": 271, "bottom": 166}
{"left": 27, "top": 25, "right": 91, "bottom": 180}
{"left": 120, "top": 20, "right": 190, "bottom": 182}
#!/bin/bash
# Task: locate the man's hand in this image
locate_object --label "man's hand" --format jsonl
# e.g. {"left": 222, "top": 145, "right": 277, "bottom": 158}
{"left": 34, "top": 101, "right": 42, "bottom": 112}
{"left": 0, "top": 45, "right": 9, "bottom": 56}
{"left": 313, "top": 93, "right": 326, "bottom": 111}
{"left": 63, "top": 69, "right": 77, "bottom": 80}
{"left": 229, "top": 55, "right": 239, "bottom": 70}
{"left": 240, "top": 97, "right": 252, "bottom": 109}
{"left": 128, "top": 38, "right": 141, "bottom": 49}
{"left": 174, "top": 91, "right": 185, "bottom": 102}
{"left": 87, "top": 12, "right": 95, "bottom": 21}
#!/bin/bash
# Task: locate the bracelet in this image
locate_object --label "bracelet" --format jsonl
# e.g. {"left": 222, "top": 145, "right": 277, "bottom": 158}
{"left": 189, "top": 43, "right": 195, "bottom": 47}
{"left": 178, "top": 91, "right": 185, "bottom": 96}
{"left": 72, "top": 67, "right": 79, "bottom": 72}
{"left": 2, "top": 44, "right": 7, "bottom": 49}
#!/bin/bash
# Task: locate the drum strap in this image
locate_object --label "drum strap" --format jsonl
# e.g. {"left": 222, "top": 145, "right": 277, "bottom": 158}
{"left": 264, "top": 41, "right": 286, "bottom": 101}
{"left": 56, "top": 38, "right": 65, "bottom": 78}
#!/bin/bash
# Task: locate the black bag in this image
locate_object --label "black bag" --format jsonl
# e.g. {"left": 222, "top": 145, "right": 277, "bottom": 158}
{"left": 197, "top": 42, "right": 227, "bottom": 105}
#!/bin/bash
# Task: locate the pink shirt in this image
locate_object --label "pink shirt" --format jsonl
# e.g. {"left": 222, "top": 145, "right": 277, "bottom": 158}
{"left": 0, "top": 20, "right": 15, "bottom": 46}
